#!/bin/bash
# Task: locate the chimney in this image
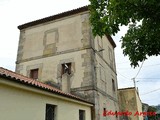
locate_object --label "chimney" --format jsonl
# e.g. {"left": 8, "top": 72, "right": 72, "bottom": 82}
{"left": 61, "top": 73, "right": 71, "bottom": 93}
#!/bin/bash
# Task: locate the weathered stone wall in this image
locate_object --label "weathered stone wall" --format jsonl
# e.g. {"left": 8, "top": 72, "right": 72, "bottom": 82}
{"left": 16, "top": 12, "right": 91, "bottom": 85}
{"left": 118, "top": 88, "right": 143, "bottom": 120}
{"left": 16, "top": 13, "right": 85, "bottom": 63}
{"left": 16, "top": 11, "right": 118, "bottom": 120}
{"left": 90, "top": 35, "right": 119, "bottom": 120}
{"left": 135, "top": 90, "right": 143, "bottom": 120}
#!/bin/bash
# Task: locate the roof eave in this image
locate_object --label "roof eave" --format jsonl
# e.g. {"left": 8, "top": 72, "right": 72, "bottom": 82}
{"left": 18, "top": 6, "right": 89, "bottom": 30}
{"left": 0, "top": 68, "right": 93, "bottom": 105}
{"left": 105, "top": 34, "right": 116, "bottom": 48}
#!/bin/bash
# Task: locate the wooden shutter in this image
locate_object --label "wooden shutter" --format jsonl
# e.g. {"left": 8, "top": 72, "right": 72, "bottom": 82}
{"left": 30, "top": 69, "right": 38, "bottom": 79}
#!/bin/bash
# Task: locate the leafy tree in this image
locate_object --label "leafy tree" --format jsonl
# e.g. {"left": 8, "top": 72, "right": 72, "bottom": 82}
{"left": 89, "top": 0, "right": 160, "bottom": 67}
{"left": 147, "top": 106, "right": 157, "bottom": 120}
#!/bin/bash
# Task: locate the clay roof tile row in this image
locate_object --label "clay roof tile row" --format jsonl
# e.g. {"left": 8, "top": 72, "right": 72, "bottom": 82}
{"left": 0, "top": 67, "right": 92, "bottom": 105}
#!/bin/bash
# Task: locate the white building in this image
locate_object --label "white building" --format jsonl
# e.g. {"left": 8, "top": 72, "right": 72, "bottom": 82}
{"left": 0, "top": 67, "right": 93, "bottom": 120}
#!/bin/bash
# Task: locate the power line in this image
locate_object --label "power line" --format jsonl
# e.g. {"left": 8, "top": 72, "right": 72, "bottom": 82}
{"left": 141, "top": 88, "right": 160, "bottom": 95}
{"left": 134, "top": 61, "right": 144, "bottom": 79}
{"left": 136, "top": 78, "right": 160, "bottom": 80}
{"left": 117, "top": 71, "right": 133, "bottom": 82}
{"left": 142, "top": 63, "right": 160, "bottom": 67}
{"left": 116, "top": 61, "right": 129, "bottom": 64}
{"left": 131, "top": 61, "right": 144, "bottom": 87}
{"left": 117, "top": 63, "right": 160, "bottom": 69}
{"left": 138, "top": 81, "right": 160, "bottom": 82}
{"left": 117, "top": 71, "right": 129, "bottom": 79}
{"left": 135, "top": 78, "right": 160, "bottom": 82}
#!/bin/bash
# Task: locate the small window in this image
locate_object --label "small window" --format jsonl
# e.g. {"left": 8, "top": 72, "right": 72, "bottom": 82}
{"left": 45, "top": 104, "right": 56, "bottom": 120}
{"left": 112, "top": 79, "right": 115, "bottom": 91}
{"left": 100, "top": 64, "right": 106, "bottom": 81}
{"left": 61, "top": 63, "right": 71, "bottom": 75}
{"left": 30, "top": 69, "right": 38, "bottom": 79}
{"left": 97, "top": 37, "right": 103, "bottom": 57}
{"left": 79, "top": 110, "right": 85, "bottom": 120}
{"left": 108, "top": 47, "right": 113, "bottom": 61}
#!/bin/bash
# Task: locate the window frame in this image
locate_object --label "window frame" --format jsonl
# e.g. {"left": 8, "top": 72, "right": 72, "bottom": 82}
{"left": 112, "top": 79, "right": 115, "bottom": 92}
{"left": 97, "top": 37, "right": 103, "bottom": 57}
{"left": 79, "top": 109, "right": 85, "bottom": 120}
{"left": 30, "top": 68, "right": 39, "bottom": 80}
{"left": 61, "top": 63, "right": 71, "bottom": 76}
{"left": 45, "top": 104, "right": 56, "bottom": 120}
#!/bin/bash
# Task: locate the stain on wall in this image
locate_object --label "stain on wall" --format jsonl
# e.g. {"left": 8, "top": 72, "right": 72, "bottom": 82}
{"left": 43, "top": 28, "right": 59, "bottom": 56}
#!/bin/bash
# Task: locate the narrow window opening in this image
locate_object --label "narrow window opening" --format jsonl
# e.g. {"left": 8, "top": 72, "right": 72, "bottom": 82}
{"left": 30, "top": 68, "right": 39, "bottom": 80}
{"left": 45, "top": 104, "right": 56, "bottom": 120}
{"left": 108, "top": 47, "right": 113, "bottom": 61}
{"left": 112, "top": 79, "right": 115, "bottom": 92}
{"left": 79, "top": 110, "right": 85, "bottom": 120}
{"left": 61, "top": 63, "right": 71, "bottom": 76}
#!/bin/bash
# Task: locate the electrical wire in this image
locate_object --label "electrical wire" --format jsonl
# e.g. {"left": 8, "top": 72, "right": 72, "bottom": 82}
{"left": 134, "top": 61, "right": 144, "bottom": 79}
{"left": 116, "top": 61, "right": 129, "bottom": 64}
{"left": 138, "top": 81, "right": 160, "bottom": 82}
{"left": 117, "top": 71, "right": 134, "bottom": 82}
{"left": 136, "top": 78, "right": 160, "bottom": 80}
{"left": 135, "top": 78, "right": 160, "bottom": 82}
{"left": 139, "top": 80, "right": 160, "bottom": 82}
{"left": 141, "top": 88, "right": 160, "bottom": 95}
{"left": 142, "top": 63, "right": 160, "bottom": 67}
{"left": 117, "top": 63, "right": 160, "bottom": 69}
{"left": 117, "top": 71, "right": 130, "bottom": 80}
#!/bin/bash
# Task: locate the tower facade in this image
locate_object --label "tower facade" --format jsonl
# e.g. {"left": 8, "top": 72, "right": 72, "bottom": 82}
{"left": 16, "top": 6, "right": 119, "bottom": 120}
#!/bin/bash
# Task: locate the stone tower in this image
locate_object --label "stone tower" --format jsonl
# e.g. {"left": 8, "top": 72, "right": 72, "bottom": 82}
{"left": 16, "top": 6, "right": 119, "bottom": 120}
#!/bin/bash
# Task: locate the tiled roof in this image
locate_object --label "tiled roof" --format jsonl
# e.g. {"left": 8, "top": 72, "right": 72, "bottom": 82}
{"left": 0, "top": 67, "right": 92, "bottom": 105}
{"left": 18, "top": 6, "right": 89, "bottom": 30}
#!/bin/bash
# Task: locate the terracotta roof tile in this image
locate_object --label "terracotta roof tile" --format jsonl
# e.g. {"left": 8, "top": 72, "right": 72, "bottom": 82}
{"left": 0, "top": 67, "right": 92, "bottom": 105}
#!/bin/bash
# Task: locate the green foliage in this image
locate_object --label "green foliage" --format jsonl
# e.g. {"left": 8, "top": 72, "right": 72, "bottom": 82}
{"left": 147, "top": 106, "right": 157, "bottom": 119}
{"left": 89, "top": 0, "right": 160, "bottom": 67}
{"left": 148, "top": 106, "right": 157, "bottom": 112}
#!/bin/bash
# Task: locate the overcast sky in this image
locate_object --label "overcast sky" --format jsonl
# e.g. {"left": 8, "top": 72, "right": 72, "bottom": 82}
{"left": 0, "top": 0, "right": 160, "bottom": 106}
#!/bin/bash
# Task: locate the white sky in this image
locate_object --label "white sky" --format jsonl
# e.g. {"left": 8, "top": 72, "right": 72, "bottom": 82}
{"left": 0, "top": 0, "right": 160, "bottom": 106}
